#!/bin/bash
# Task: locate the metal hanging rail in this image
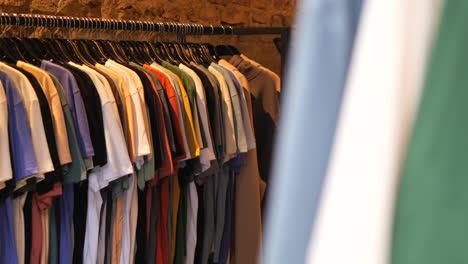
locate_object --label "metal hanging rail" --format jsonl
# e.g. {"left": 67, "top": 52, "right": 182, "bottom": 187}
{"left": 0, "top": 12, "right": 289, "bottom": 36}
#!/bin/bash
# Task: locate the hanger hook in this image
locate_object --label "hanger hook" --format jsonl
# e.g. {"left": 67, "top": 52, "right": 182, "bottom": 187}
{"left": 220, "top": 24, "right": 225, "bottom": 35}
{"left": 7, "top": 13, "right": 11, "bottom": 29}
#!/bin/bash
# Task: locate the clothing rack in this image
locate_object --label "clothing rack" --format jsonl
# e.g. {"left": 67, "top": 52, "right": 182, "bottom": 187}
{"left": 0, "top": 12, "right": 290, "bottom": 74}
{"left": 0, "top": 13, "right": 288, "bottom": 35}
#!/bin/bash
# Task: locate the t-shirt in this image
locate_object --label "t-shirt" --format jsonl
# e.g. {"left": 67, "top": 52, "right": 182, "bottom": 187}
{"left": 211, "top": 63, "right": 248, "bottom": 153}
{"left": 0, "top": 63, "right": 50, "bottom": 182}
{"left": 61, "top": 64, "right": 108, "bottom": 167}
{"left": 190, "top": 63, "right": 224, "bottom": 161}
{"left": 219, "top": 60, "right": 256, "bottom": 150}
{"left": 155, "top": 63, "right": 199, "bottom": 159}
{"left": 17, "top": 61, "right": 71, "bottom": 167}
{"left": 144, "top": 64, "right": 187, "bottom": 161}
{"left": 13, "top": 66, "right": 62, "bottom": 194}
{"left": 0, "top": 79, "right": 12, "bottom": 186}
{"left": 0, "top": 71, "right": 38, "bottom": 188}
{"left": 40, "top": 60, "right": 94, "bottom": 159}
{"left": 105, "top": 60, "right": 151, "bottom": 169}
{"left": 208, "top": 65, "right": 237, "bottom": 162}
{"left": 48, "top": 73, "right": 87, "bottom": 184}
{"left": 179, "top": 64, "right": 216, "bottom": 172}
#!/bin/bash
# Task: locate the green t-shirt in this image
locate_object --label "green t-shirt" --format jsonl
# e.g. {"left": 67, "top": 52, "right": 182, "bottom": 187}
{"left": 392, "top": 1, "right": 468, "bottom": 263}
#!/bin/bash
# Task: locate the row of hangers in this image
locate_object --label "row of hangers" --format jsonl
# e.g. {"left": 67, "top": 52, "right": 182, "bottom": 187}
{"left": 0, "top": 36, "right": 241, "bottom": 68}
{"left": 0, "top": 12, "right": 243, "bottom": 67}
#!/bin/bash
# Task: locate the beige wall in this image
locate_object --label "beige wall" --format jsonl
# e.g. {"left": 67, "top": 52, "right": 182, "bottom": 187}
{"left": 0, "top": 0, "right": 295, "bottom": 74}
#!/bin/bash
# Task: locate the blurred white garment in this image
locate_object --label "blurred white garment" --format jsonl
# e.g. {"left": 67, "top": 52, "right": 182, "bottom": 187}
{"left": 306, "top": 0, "right": 443, "bottom": 263}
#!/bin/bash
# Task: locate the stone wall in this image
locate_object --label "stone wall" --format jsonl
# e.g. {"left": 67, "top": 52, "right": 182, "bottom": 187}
{"left": 0, "top": 0, "right": 296, "bottom": 74}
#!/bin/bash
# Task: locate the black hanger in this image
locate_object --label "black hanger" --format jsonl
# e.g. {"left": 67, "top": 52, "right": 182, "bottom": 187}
{"left": 152, "top": 43, "right": 167, "bottom": 64}
{"left": 29, "top": 38, "right": 48, "bottom": 57}
{"left": 76, "top": 39, "right": 99, "bottom": 65}
{"left": 126, "top": 41, "right": 149, "bottom": 64}
{"left": 157, "top": 42, "right": 180, "bottom": 65}
{"left": 194, "top": 43, "right": 214, "bottom": 66}
{"left": 167, "top": 42, "right": 187, "bottom": 65}
{"left": 0, "top": 38, "right": 21, "bottom": 63}
{"left": 137, "top": 41, "right": 155, "bottom": 63}
{"left": 172, "top": 42, "right": 191, "bottom": 65}
{"left": 6, "top": 37, "right": 37, "bottom": 64}
{"left": 215, "top": 44, "right": 239, "bottom": 58}
{"left": 82, "top": 39, "right": 107, "bottom": 64}
{"left": 108, "top": 40, "right": 130, "bottom": 64}
{"left": 142, "top": 41, "right": 163, "bottom": 64}
{"left": 95, "top": 40, "right": 122, "bottom": 63}
{"left": 20, "top": 37, "right": 48, "bottom": 64}
{"left": 227, "top": 45, "right": 240, "bottom": 55}
{"left": 41, "top": 38, "right": 70, "bottom": 62}
{"left": 58, "top": 39, "right": 83, "bottom": 63}
{"left": 205, "top": 43, "right": 219, "bottom": 62}
{"left": 182, "top": 42, "right": 202, "bottom": 64}
{"left": 66, "top": 40, "right": 88, "bottom": 64}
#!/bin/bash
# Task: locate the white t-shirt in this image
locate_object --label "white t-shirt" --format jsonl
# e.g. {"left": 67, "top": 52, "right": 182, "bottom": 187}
{"left": 105, "top": 60, "right": 150, "bottom": 169}
{"left": 208, "top": 66, "right": 237, "bottom": 162}
{"left": 218, "top": 61, "right": 257, "bottom": 150}
{"left": 0, "top": 63, "right": 52, "bottom": 180}
{"left": 0, "top": 81, "right": 12, "bottom": 184}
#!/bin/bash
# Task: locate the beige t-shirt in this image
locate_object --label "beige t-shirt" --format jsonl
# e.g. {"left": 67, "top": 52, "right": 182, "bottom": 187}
{"left": 17, "top": 61, "right": 72, "bottom": 165}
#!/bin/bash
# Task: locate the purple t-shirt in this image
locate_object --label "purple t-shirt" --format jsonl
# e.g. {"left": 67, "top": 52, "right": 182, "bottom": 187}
{"left": 40, "top": 61, "right": 94, "bottom": 159}
{"left": 0, "top": 71, "right": 38, "bottom": 180}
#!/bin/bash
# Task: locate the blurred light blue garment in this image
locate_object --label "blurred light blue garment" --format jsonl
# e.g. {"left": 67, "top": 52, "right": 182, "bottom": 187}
{"left": 262, "top": 0, "right": 363, "bottom": 263}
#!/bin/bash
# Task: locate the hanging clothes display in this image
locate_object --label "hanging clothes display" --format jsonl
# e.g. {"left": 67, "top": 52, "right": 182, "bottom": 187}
{"left": 0, "top": 17, "right": 280, "bottom": 264}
